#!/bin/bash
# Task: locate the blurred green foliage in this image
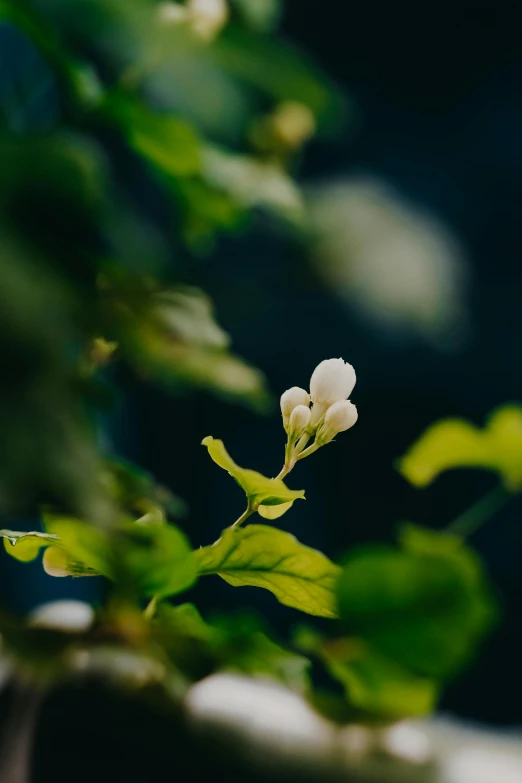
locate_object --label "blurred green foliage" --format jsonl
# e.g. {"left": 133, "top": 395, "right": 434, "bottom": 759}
{"left": 399, "top": 404, "right": 522, "bottom": 490}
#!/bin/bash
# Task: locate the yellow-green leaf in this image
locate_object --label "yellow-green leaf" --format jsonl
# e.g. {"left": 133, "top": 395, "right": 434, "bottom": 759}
{"left": 0, "top": 529, "right": 59, "bottom": 563}
{"left": 202, "top": 436, "right": 304, "bottom": 517}
{"left": 43, "top": 545, "right": 100, "bottom": 577}
{"left": 44, "top": 516, "right": 112, "bottom": 577}
{"left": 398, "top": 405, "right": 522, "bottom": 490}
{"left": 258, "top": 501, "right": 293, "bottom": 520}
{"left": 195, "top": 524, "right": 340, "bottom": 618}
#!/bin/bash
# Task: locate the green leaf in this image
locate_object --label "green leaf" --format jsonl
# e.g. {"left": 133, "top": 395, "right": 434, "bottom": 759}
{"left": 211, "top": 612, "right": 311, "bottom": 692}
{"left": 44, "top": 515, "right": 197, "bottom": 597}
{"left": 399, "top": 405, "right": 522, "bottom": 490}
{"left": 294, "top": 626, "right": 437, "bottom": 718}
{"left": 336, "top": 526, "right": 497, "bottom": 678}
{"left": 196, "top": 524, "right": 340, "bottom": 618}
{"left": 42, "top": 545, "right": 100, "bottom": 577}
{"left": 214, "top": 27, "right": 344, "bottom": 128}
{"left": 202, "top": 436, "right": 304, "bottom": 515}
{"left": 258, "top": 501, "right": 293, "bottom": 520}
{"left": 101, "top": 457, "right": 187, "bottom": 519}
{"left": 322, "top": 639, "right": 438, "bottom": 718}
{"left": 0, "top": 529, "right": 59, "bottom": 563}
{"left": 44, "top": 516, "right": 112, "bottom": 577}
{"left": 230, "top": 0, "right": 281, "bottom": 32}
{"left": 116, "top": 523, "right": 198, "bottom": 598}
{"left": 155, "top": 603, "right": 310, "bottom": 691}
{"left": 117, "top": 287, "right": 270, "bottom": 411}
{"left": 103, "top": 94, "right": 201, "bottom": 177}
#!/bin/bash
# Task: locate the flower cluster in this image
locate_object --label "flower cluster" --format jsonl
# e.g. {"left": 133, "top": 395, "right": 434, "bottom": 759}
{"left": 280, "top": 358, "right": 358, "bottom": 472}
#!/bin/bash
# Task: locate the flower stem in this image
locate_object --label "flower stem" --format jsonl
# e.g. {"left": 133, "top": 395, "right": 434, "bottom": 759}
{"left": 446, "top": 485, "right": 510, "bottom": 538}
{"left": 295, "top": 442, "right": 320, "bottom": 462}
{"left": 231, "top": 504, "right": 255, "bottom": 528}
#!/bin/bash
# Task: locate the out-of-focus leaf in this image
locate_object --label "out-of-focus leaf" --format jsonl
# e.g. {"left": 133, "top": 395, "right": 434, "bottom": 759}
{"left": 103, "top": 93, "right": 200, "bottom": 177}
{"left": 44, "top": 516, "right": 112, "bottom": 577}
{"left": 202, "top": 436, "right": 304, "bottom": 512}
{"left": 153, "top": 288, "right": 229, "bottom": 349}
{"left": 112, "top": 285, "right": 270, "bottom": 410}
{"left": 0, "top": 529, "right": 59, "bottom": 562}
{"left": 154, "top": 603, "right": 310, "bottom": 691}
{"left": 211, "top": 612, "right": 310, "bottom": 691}
{"left": 203, "top": 146, "right": 304, "bottom": 222}
{"left": 214, "top": 26, "right": 344, "bottom": 129}
{"left": 336, "top": 525, "right": 497, "bottom": 678}
{"left": 171, "top": 176, "right": 247, "bottom": 246}
{"left": 115, "top": 523, "right": 198, "bottom": 598}
{"left": 196, "top": 524, "right": 340, "bottom": 618}
{"left": 322, "top": 639, "right": 437, "bottom": 718}
{"left": 295, "top": 626, "right": 438, "bottom": 718}
{"left": 43, "top": 545, "right": 100, "bottom": 577}
{"left": 229, "top": 0, "right": 281, "bottom": 32}
{"left": 399, "top": 405, "right": 522, "bottom": 490}
{"left": 101, "top": 458, "right": 187, "bottom": 519}
{"left": 0, "top": 135, "right": 115, "bottom": 521}
{"left": 44, "top": 514, "right": 197, "bottom": 598}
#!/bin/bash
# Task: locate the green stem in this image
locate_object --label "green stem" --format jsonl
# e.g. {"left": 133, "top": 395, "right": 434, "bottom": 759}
{"left": 276, "top": 433, "right": 313, "bottom": 480}
{"left": 447, "top": 485, "right": 510, "bottom": 538}
{"left": 296, "top": 442, "right": 320, "bottom": 462}
{"left": 231, "top": 504, "right": 255, "bottom": 529}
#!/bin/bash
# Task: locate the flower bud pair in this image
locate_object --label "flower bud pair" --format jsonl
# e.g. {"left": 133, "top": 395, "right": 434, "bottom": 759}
{"left": 280, "top": 386, "right": 310, "bottom": 433}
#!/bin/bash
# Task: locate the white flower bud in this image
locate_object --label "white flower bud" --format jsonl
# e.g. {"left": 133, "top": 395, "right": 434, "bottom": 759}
{"left": 280, "top": 386, "right": 310, "bottom": 431}
{"left": 310, "top": 358, "right": 356, "bottom": 406}
{"left": 289, "top": 404, "right": 311, "bottom": 437}
{"left": 316, "top": 400, "right": 358, "bottom": 444}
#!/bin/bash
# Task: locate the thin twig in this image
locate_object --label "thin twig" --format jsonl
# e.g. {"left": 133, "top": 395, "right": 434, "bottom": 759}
{"left": 447, "top": 485, "right": 510, "bottom": 538}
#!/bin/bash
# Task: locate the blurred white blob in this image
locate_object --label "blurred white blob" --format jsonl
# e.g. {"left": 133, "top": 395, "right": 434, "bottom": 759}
{"left": 186, "top": 674, "right": 332, "bottom": 758}
{"left": 189, "top": 0, "right": 229, "bottom": 40}
{"left": 203, "top": 147, "right": 304, "bottom": 221}
{"left": 445, "top": 748, "right": 522, "bottom": 783}
{"left": 157, "top": 0, "right": 229, "bottom": 41}
{"left": 384, "top": 721, "right": 432, "bottom": 764}
{"left": 157, "top": 2, "right": 188, "bottom": 24}
{"left": 185, "top": 674, "right": 522, "bottom": 781}
{"left": 29, "top": 600, "right": 95, "bottom": 633}
{"left": 154, "top": 287, "right": 230, "bottom": 349}
{"left": 307, "top": 178, "right": 468, "bottom": 346}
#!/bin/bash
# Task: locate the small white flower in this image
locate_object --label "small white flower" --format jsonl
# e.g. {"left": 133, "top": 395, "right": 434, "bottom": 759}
{"left": 280, "top": 387, "right": 310, "bottom": 431}
{"left": 310, "top": 358, "right": 356, "bottom": 406}
{"left": 288, "top": 405, "right": 311, "bottom": 438}
{"left": 316, "top": 400, "right": 358, "bottom": 444}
